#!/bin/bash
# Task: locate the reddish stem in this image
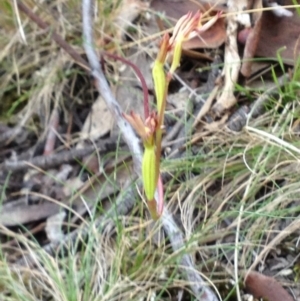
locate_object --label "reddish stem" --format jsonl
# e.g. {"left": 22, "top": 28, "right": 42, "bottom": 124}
{"left": 148, "top": 199, "right": 159, "bottom": 220}
{"left": 103, "top": 53, "right": 150, "bottom": 119}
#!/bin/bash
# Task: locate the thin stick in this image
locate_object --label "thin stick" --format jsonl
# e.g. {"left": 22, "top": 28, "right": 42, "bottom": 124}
{"left": 2, "top": 137, "right": 121, "bottom": 172}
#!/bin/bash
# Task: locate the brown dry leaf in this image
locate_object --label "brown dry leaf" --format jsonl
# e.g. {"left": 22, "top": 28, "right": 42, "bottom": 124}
{"left": 256, "top": 0, "right": 300, "bottom": 65}
{"left": 151, "top": 0, "right": 226, "bottom": 49}
{"left": 182, "top": 18, "right": 226, "bottom": 50}
{"left": 244, "top": 271, "right": 294, "bottom": 301}
{"left": 78, "top": 95, "right": 113, "bottom": 147}
{"left": 240, "top": 0, "right": 263, "bottom": 77}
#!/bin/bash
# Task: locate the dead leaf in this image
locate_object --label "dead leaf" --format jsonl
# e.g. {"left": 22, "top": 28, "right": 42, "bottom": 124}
{"left": 182, "top": 17, "right": 226, "bottom": 49}
{"left": 45, "top": 211, "right": 66, "bottom": 243}
{"left": 78, "top": 95, "right": 113, "bottom": 147}
{"left": 151, "top": 0, "right": 226, "bottom": 49}
{"left": 240, "top": 0, "right": 263, "bottom": 77}
{"left": 256, "top": 0, "right": 300, "bottom": 65}
{"left": 244, "top": 271, "right": 294, "bottom": 301}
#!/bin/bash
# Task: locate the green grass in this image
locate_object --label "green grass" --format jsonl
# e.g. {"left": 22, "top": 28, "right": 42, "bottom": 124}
{"left": 0, "top": 98, "right": 300, "bottom": 300}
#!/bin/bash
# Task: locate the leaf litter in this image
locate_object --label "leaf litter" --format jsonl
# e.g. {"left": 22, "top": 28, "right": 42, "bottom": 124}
{"left": 0, "top": 0, "right": 300, "bottom": 300}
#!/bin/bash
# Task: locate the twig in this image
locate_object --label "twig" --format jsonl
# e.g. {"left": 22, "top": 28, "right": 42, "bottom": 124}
{"left": 82, "top": 1, "right": 218, "bottom": 300}
{"left": 2, "top": 137, "right": 122, "bottom": 172}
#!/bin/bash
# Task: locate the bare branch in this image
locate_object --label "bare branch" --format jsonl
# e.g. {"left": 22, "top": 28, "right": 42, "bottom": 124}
{"left": 2, "top": 137, "right": 122, "bottom": 172}
{"left": 82, "top": 0, "right": 142, "bottom": 171}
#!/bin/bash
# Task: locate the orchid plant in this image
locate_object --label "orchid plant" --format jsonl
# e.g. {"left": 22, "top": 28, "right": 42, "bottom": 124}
{"left": 124, "top": 10, "right": 221, "bottom": 219}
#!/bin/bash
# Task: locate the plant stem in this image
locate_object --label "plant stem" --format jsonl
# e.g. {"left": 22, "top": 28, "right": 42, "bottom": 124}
{"left": 103, "top": 52, "right": 150, "bottom": 119}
